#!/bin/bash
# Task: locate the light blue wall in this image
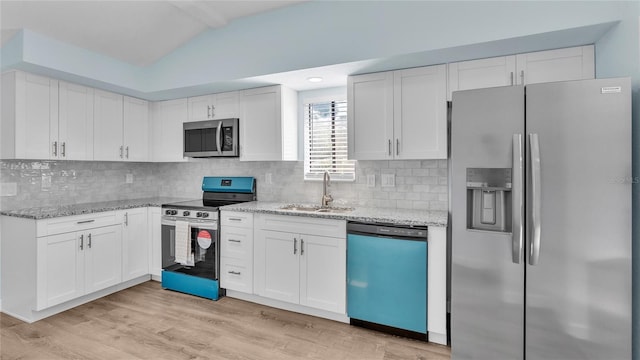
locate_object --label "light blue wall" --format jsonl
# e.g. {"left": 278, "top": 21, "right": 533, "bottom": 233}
{"left": 0, "top": 1, "right": 633, "bottom": 100}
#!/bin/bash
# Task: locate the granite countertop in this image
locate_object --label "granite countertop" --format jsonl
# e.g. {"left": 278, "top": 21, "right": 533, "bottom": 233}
{"left": 0, "top": 197, "right": 192, "bottom": 220}
{"left": 220, "top": 201, "right": 448, "bottom": 227}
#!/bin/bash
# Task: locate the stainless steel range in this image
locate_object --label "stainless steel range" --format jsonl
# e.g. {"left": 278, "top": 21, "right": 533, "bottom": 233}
{"left": 161, "top": 176, "right": 256, "bottom": 300}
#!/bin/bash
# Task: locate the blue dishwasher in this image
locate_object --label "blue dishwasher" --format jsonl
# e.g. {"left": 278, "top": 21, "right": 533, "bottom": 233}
{"left": 347, "top": 222, "right": 428, "bottom": 339}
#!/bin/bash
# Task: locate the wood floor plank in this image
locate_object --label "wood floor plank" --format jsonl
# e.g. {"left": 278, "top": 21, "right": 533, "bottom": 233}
{"left": 1, "top": 281, "right": 451, "bottom": 359}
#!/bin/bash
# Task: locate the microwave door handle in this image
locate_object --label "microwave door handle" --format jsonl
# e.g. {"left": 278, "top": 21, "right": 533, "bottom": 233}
{"left": 216, "top": 122, "right": 222, "bottom": 155}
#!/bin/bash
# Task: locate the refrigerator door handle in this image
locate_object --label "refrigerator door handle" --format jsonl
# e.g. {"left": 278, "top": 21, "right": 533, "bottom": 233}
{"left": 512, "top": 134, "right": 524, "bottom": 264}
{"left": 529, "top": 133, "right": 542, "bottom": 265}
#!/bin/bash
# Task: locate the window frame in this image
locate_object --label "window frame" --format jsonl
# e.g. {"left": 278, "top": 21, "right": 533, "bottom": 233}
{"left": 300, "top": 88, "right": 355, "bottom": 182}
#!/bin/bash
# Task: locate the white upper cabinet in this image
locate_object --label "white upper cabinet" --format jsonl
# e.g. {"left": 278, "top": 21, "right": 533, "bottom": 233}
{"left": 187, "top": 91, "right": 239, "bottom": 122}
{"left": 447, "top": 56, "right": 517, "bottom": 100}
{"left": 58, "top": 81, "right": 94, "bottom": 160}
{"left": 150, "top": 98, "right": 187, "bottom": 162}
{"left": 393, "top": 65, "right": 448, "bottom": 159}
{"left": 240, "top": 85, "right": 298, "bottom": 161}
{"left": 348, "top": 64, "right": 447, "bottom": 160}
{"left": 94, "top": 92, "right": 149, "bottom": 161}
{"left": 93, "top": 89, "right": 123, "bottom": 160}
{"left": 347, "top": 72, "right": 394, "bottom": 160}
{"left": 515, "top": 45, "right": 594, "bottom": 85}
{"left": 123, "top": 96, "right": 150, "bottom": 161}
{"left": 1, "top": 71, "right": 59, "bottom": 159}
{"left": 448, "top": 45, "right": 595, "bottom": 100}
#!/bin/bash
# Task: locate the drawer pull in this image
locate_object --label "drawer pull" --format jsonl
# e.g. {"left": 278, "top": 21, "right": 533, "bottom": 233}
{"left": 228, "top": 218, "right": 243, "bottom": 221}
{"left": 228, "top": 271, "right": 241, "bottom": 275}
{"left": 228, "top": 239, "right": 241, "bottom": 243}
{"left": 77, "top": 219, "right": 95, "bottom": 224}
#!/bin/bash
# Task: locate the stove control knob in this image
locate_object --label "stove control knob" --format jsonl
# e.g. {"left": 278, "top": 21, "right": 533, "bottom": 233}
{"left": 165, "top": 210, "right": 172, "bottom": 215}
{"left": 171, "top": 210, "right": 178, "bottom": 215}
{"left": 183, "top": 211, "right": 190, "bottom": 216}
{"left": 196, "top": 212, "right": 203, "bottom": 218}
{"left": 201, "top": 212, "right": 210, "bottom": 218}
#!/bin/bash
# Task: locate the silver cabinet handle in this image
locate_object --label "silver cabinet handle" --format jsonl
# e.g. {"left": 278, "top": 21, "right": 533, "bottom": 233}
{"left": 529, "top": 133, "right": 542, "bottom": 265}
{"left": 228, "top": 239, "right": 241, "bottom": 243}
{"left": 396, "top": 139, "right": 400, "bottom": 156}
{"left": 79, "top": 234, "right": 84, "bottom": 250}
{"left": 216, "top": 121, "right": 222, "bottom": 154}
{"left": 52, "top": 141, "right": 58, "bottom": 157}
{"left": 293, "top": 238, "right": 297, "bottom": 255}
{"left": 77, "top": 219, "right": 95, "bottom": 224}
{"left": 520, "top": 70, "right": 525, "bottom": 85}
{"left": 211, "top": 104, "right": 215, "bottom": 118}
{"left": 228, "top": 271, "right": 241, "bottom": 275}
{"left": 512, "top": 134, "right": 524, "bottom": 264}
{"left": 207, "top": 105, "right": 211, "bottom": 118}
{"left": 388, "top": 139, "right": 392, "bottom": 156}
{"left": 87, "top": 233, "right": 92, "bottom": 249}
{"left": 125, "top": 146, "right": 129, "bottom": 159}
{"left": 228, "top": 218, "right": 242, "bottom": 222}
{"left": 300, "top": 239, "right": 304, "bottom": 255}
{"left": 510, "top": 72, "right": 514, "bottom": 86}
{"left": 124, "top": 212, "right": 129, "bottom": 226}
{"left": 120, "top": 145, "right": 123, "bottom": 159}
{"left": 61, "top": 142, "right": 66, "bottom": 157}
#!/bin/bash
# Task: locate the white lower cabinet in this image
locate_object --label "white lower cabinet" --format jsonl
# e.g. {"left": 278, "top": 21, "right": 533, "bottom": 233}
{"left": 121, "top": 208, "right": 149, "bottom": 281}
{"left": 254, "top": 214, "right": 346, "bottom": 314}
{"left": 36, "top": 224, "right": 122, "bottom": 310}
{"left": 148, "top": 207, "right": 162, "bottom": 279}
{"left": 220, "top": 211, "right": 254, "bottom": 293}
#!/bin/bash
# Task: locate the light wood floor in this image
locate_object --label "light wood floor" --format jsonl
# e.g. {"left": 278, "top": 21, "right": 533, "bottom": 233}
{"left": 1, "top": 281, "right": 451, "bottom": 359}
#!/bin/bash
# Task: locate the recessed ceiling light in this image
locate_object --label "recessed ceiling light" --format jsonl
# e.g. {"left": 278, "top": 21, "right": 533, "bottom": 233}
{"left": 307, "top": 77, "right": 323, "bottom": 83}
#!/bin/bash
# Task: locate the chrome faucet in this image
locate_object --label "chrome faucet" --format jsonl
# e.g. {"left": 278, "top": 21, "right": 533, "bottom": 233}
{"left": 321, "top": 171, "right": 333, "bottom": 207}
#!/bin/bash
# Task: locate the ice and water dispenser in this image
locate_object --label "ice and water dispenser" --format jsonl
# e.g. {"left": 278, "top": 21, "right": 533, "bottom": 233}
{"left": 466, "top": 168, "right": 512, "bottom": 233}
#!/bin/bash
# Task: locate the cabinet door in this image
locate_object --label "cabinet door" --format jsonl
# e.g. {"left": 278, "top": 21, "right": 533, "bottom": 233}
{"left": 240, "top": 86, "right": 282, "bottom": 161}
{"left": 299, "top": 234, "right": 346, "bottom": 313}
{"left": 93, "top": 89, "right": 124, "bottom": 161}
{"left": 187, "top": 94, "right": 215, "bottom": 121}
{"left": 516, "top": 45, "right": 594, "bottom": 85}
{"left": 84, "top": 225, "right": 122, "bottom": 293}
{"left": 212, "top": 91, "right": 239, "bottom": 119}
{"left": 257, "top": 230, "right": 299, "bottom": 303}
{"left": 122, "top": 208, "right": 148, "bottom": 281}
{"left": 148, "top": 207, "right": 162, "bottom": 278}
{"left": 36, "top": 232, "right": 84, "bottom": 310}
{"left": 123, "top": 96, "right": 150, "bottom": 161}
{"left": 347, "top": 72, "right": 394, "bottom": 160}
{"left": 393, "top": 65, "right": 447, "bottom": 159}
{"left": 151, "top": 98, "right": 187, "bottom": 162}
{"left": 59, "top": 81, "right": 94, "bottom": 160}
{"left": 8, "top": 72, "right": 59, "bottom": 159}
{"left": 447, "top": 56, "right": 516, "bottom": 100}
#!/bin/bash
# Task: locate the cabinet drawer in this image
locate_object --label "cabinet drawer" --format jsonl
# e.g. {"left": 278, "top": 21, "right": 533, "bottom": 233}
{"left": 221, "top": 211, "right": 254, "bottom": 228}
{"left": 220, "top": 226, "right": 253, "bottom": 260}
{"left": 220, "top": 257, "right": 253, "bottom": 293}
{"left": 257, "top": 214, "right": 345, "bottom": 238}
{"left": 37, "top": 211, "right": 119, "bottom": 237}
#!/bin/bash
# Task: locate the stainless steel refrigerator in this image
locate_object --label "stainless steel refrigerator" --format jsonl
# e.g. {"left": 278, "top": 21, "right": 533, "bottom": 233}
{"left": 450, "top": 78, "right": 632, "bottom": 360}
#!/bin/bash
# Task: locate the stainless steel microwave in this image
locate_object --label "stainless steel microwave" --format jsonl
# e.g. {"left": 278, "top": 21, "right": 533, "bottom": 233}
{"left": 183, "top": 118, "right": 239, "bottom": 158}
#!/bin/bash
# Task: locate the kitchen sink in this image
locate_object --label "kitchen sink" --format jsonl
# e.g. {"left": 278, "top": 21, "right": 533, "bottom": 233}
{"left": 280, "top": 204, "right": 354, "bottom": 213}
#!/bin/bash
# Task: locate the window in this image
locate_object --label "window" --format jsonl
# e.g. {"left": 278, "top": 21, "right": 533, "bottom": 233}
{"left": 304, "top": 98, "right": 355, "bottom": 181}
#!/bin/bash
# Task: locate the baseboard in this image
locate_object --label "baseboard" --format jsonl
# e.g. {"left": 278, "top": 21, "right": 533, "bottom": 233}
{"left": 2, "top": 275, "right": 150, "bottom": 323}
{"left": 428, "top": 331, "right": 447, "bottom": 345}
{"left": 225, "top": 290, "right": 349, "bottom": 324}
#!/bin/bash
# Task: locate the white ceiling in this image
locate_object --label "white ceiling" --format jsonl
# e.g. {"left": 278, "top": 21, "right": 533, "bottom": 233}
{"left": 1, "top": 0, "right": 308, "bottom": 67}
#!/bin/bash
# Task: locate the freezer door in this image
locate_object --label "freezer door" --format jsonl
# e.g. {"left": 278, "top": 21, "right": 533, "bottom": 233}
{"left": 525, "top": 78, "right": 632, "bottom": 360}
{"left": 450, "top": 85, "right": 525, "bottom": 359}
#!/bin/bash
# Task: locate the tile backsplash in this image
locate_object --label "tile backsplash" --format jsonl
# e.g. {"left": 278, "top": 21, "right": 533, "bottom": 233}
{"left": 0, "top": 159, "right": 448, "bottom": 211}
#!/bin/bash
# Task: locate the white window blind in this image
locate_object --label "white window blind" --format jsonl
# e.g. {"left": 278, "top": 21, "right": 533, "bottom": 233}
{"left": 304, "top": 99, "right": 355, "bottom": 181}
